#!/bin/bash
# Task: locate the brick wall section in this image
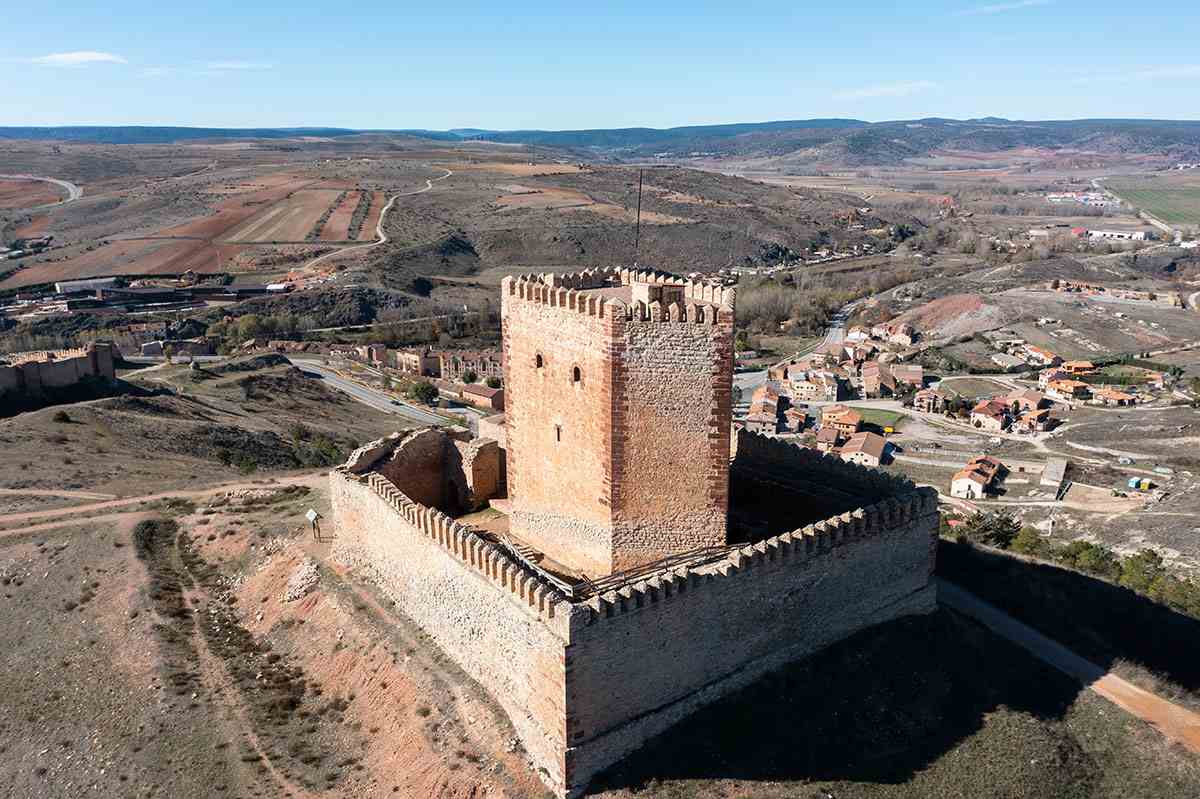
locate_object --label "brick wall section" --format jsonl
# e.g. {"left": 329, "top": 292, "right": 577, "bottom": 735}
{"left": 503, "top": 282, "right": 617, "bottom": 576}
{"left": 611, "top": 305, "right": 733, "bottom": 570}
{"left": 502, "top": 268, "right": 735, "bottom": 576}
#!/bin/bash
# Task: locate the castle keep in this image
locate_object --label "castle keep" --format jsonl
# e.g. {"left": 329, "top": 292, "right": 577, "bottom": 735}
{"left": 332, "top": 267, "right": 938, "bottom": 797}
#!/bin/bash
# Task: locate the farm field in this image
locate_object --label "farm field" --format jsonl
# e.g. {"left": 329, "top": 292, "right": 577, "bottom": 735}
{"left": 319, "top": 190, "right": 359, "bottom": 241}
{"left": 1106, "top": 177, "right": 1200, "bottom": 227}
{"left": 938, "top": 376, "right": 1012, "bottom": 400}
{"left": 221, "top": 187, "right": 342, "bottom": 243}
{"left": 0, "top": 178, "right": 64, "bottom": 209}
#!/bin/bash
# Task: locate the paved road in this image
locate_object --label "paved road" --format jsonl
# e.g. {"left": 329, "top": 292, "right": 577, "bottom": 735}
{"left": 939, "top": 579, "right": 1200, "bottom": 753}
{"left": 0, "top": 173, "right": 83, "bottom": 207}
{"left": 290, "top": 359, "right": 448, "bottom": 426}
{"left": 734, "top": 301, "right": 857, "bottom": 403}
{"left": 303, "top": 168, "right": 453, "bottom": 271}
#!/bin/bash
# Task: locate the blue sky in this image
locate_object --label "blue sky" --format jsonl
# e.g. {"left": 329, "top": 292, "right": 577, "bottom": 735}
{"left": 3, "top": 0, "right": 1198, "bottom": 129}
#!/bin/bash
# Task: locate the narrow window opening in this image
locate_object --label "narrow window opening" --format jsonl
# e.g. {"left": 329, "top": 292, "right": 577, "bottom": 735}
{"left": 572, "top": 366, "right": 582, "bottom": 383}
{"left": 555, "top": 425, "right": 562, "bottom": 442}
{"left": 535, "top": 353, "right": 544, "bottom": 369}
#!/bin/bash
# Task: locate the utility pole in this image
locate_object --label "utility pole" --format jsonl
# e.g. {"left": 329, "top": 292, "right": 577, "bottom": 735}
{"left": 633, "top": 168, "right": 643, "bottom": 266}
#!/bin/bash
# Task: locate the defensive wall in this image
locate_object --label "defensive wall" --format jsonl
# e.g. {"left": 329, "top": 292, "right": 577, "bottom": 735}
{"left": 501, "top": 267, "right": 735, "bottom": 577}
{"left": 0, "top": 342, "right": 115, "bottom": 397}
{"left": 331, "top": 427, "right": 938, "bottom": 797}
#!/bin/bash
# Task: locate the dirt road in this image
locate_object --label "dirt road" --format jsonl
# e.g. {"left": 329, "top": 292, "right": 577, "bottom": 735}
{"left": 0, "top": 173, "right": 83, "bottom": 206}
{"left": 303, "top": 167, "right": 452, "bottom": 271}
{"left": 939, "top": 579, "right": 1200, "bottom": 753}
{"left": 0, "top": 472, "right": 326, "bottom": 531}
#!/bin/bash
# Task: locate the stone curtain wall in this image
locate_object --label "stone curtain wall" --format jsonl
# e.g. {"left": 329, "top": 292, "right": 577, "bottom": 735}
{"left": 0, "top": 343, "right": 115, "bottom": 396}
{"left": 502, "top": 283, "right": 618, "bottom": 576}
{"left": 561, "top": 488, "right": 938, "bottom": 792}
{"left": 330, "top": 468, "right": 575, "bottom": 791}
{"left": 331, "top": 437, "right": 937, "bottom": 797}
{"left": 610, "top": 305, "right": 734, "bottom": 571}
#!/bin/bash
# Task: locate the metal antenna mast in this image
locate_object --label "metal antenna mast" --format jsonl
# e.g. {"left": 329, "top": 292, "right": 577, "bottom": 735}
{"left": 633, "top": 168, "right": 643, "bottom": 266}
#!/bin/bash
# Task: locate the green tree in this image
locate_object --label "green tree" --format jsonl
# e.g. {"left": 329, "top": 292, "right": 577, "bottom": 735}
{"left": 407, "top": 381, "right": 439, "bottom": 405}
{"left": 1120, "top": 548, "right": 1164, "bottom": 593}
{"left": 962, "top": 510, "right": 1021, "bottom": 549}
{"left": 485, "top": 376, "right": 502, "bottom": 389}
{"left": 1009, "top": 525, "right": 1047, "bottom": 556}
{"left": 462, "top": 369, "right": 479, "bottom": 384}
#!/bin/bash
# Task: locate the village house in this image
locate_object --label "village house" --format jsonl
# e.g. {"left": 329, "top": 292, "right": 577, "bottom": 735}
{"left": 822, "top": 405, "right": 863, "bottom": 437}
{"left": 1039, "top": 367, "right": 1070, "bottom": 388}
{"left": 888, "top": 323, "right": 916, "bottom": 348}
{"left": 892, "top": 363, "right": 924, "bottom": 387}
{"left": 460, "top": 383, "right": 505, "bottom": 412}
{"left": 814, "top": 425, "right": 842, "bottom": 453}
{"left": 783, "top": 405, "right": 807, "bottom": 434}
{"left": 394, "top": 347, "right": 441, "bottom": 376}
{"left": 790, "top": 370, "right": 844, "bottom": 402}
{"left": 950, "top": 455, "right": 1006, "bottom": 499}
{"left": 1061, "top": 360, "right": 1096, "bottom": 375}
{"left": 913, "top": 388, "right": 946, "bottom": 415}
{"left": 845, "top": 326, "right": 872, "bottom": 343}
{"left": 839, "top": 431, "right": 888, "bottom": 467}
{"left": 1007, "top": 388, "right": 1048, "bottom": 412}
{"left": 970, "top": 399, "right": 1011, "bottom": 432}
{"left": 1046, "top": 378, "right": 1092, "bottom": 402}
{"left": 1023, "top": 345, "right": 1061, "bottom": 367}
{"left": 1017, "top": 408, "right": 1055, "bottom": 433}
{"left": 745, "top": 384, "right": 783, "bottom": 435}
{"left": 1092, "top": 387, "right": 1137, "bottom": 407}
{"left": 861, "top": 361, "right": 895, "bottom": 398}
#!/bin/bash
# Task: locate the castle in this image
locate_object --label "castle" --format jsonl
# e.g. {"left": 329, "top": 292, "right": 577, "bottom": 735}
{"left": 332, "top": 267, "right": 938, "bottom": 797}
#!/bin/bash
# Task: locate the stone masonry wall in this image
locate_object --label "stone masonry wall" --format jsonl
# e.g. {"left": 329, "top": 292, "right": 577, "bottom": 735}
{"left": 331, "top": 439, "right": 937, "bottom": 798}
{"left": 0, "top": 343, "right": 115, "bottom": 396}
{"left": 610, "top": 308, "right": 733, "bottom": 571}
{"left": 502, "top": 284, "right": 616, "bottom": 576}
{"left": 561, "top": 489, "right": 938, "bottom": 792}
{"left": 330, "top": 469, "right": 574, "bottom": 790}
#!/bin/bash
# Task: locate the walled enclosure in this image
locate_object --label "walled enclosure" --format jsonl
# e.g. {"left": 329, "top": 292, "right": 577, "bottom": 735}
{"left": 501, "top": 269, "right": 735, "bottom": 577}
{"left": 0, "top": 342, "right": 115, "bottom": 396}
{"left": 333, "top": 267, "right": 937, "bottom": 798}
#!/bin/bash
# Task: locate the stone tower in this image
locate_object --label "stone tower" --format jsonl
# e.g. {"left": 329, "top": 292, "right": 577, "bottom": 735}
{"left": 500, "top": 268, "right": 736, "bottom": 577}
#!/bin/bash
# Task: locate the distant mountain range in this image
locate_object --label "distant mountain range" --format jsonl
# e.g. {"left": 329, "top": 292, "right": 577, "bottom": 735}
{"left": 4, "top": 118, "right": 1200, "bottom": 165}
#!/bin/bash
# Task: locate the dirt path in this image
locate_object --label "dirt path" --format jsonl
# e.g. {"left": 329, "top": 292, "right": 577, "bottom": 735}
{"left": 0, "top": 471, "right": 326, "bottom": 529}
{"left": 0, "top": 487, "right": 117, "bottom": 500}
{"left": 178, "top": 573, "right": 317, "bottom": 799}
{"left": 939, "top": 579, "right": 1200, "bottom": 753}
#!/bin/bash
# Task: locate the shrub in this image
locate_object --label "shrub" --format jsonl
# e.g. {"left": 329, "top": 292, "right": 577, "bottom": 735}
{"left": 132, "top": 518, "right": 179, "bottom": 560}
{"left": 462, "top": 370, "right": 478, "bottom": 384}
{"left": 485, "top": 376, "right": 501, "bottom": 389}
{"left": 51, "top": 410, "right": 71, "bottom": 423}
{"left": 406, "top": 381, "right": 438, "bottom": 405}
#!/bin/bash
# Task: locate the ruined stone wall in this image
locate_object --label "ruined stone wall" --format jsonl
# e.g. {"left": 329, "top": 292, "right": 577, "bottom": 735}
{"left": 330, "top": 469, "right": 574, "bottom": 790}
{"left": 375, "top": 428, "right": 448, "bottom": 508}
{"left": 502, "top": 285, "right": 616, "bottom": 576}
{"left": 610, "top": 307, "right": 734, "bottom": 571}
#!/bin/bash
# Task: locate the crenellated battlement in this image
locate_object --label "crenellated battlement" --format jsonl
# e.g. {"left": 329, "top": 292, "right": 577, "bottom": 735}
{"left": 578, "top": 485, "right": 936, "bottom": 625}
{"left": 502, "top": 267, "right": 736, "bottom": 326}
{"left": 733, "top": 428, "right": 917, "bottom": 495}
{"left": 337, "top": 467, "right": 569, "bottom": 620}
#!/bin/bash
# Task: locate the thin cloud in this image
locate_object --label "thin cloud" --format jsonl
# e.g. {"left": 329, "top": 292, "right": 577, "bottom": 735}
{"left": 836, "top": 80, "right": 937, "bottom": 101}
{"left": 956, "top": 0, "right": 1052, "bottom": 16}
{"left": 204, "top": 60, "right": 273, "bottom": 71}
{"left": 30, "top": 51, "right": 127, "bottom": 67}
{"left": 1130, "top": 64, "right": 1200, "bottom": 80}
